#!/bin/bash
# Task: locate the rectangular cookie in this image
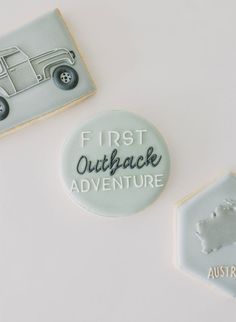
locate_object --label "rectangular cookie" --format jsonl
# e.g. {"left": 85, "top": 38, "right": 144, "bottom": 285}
{"left": 0, "top": 9, "right": 96, "bottom": 137}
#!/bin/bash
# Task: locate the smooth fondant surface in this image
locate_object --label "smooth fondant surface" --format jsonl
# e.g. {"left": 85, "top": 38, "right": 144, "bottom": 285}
{"left": 0, "top": 9, "right": 95, "bottom": 135}
{"left": 177, "top": 173, "right": 236, "bottom": 297}
{"left": 61, "top": 110, "right": 170, "bottom": 216}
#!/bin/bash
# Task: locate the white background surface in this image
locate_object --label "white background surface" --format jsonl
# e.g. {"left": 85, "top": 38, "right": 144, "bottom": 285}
{"left": 0, "top": 0, "right": 235, "bottom": 321}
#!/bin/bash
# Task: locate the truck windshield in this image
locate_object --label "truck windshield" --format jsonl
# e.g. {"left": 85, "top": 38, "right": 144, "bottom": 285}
{"left": 4, "top": 51, "right": 28, "bottom": 68}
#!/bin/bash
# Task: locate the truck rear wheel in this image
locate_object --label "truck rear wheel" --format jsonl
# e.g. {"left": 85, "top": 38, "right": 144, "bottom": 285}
{"left": 53, "top": 65, "right": 79, "bottom": 90}
{"left": 0, "top": 97, "right": 9, "bottom": 121}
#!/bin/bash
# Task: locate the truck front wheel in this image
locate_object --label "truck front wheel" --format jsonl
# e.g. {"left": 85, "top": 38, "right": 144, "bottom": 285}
{"left": 53, "top": 65, "right": 79, "bottom": 90}
{"left": 0, "top": 97, "right": 9, "bottom": 121}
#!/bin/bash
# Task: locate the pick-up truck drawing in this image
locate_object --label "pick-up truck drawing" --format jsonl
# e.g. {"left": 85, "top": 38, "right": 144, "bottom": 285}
{"left": 0, "top": 46, "right": 79, "bottom": 120}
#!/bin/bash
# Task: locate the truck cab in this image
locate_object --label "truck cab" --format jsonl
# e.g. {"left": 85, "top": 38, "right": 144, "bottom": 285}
{"left": 0, "top": 46, "right": 79, "bottom": 120}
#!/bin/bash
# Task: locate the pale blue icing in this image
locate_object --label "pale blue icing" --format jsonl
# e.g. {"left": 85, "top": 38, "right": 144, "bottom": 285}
{"left": 177, "top": 173, "right": 236, "bottom": 297}
{"left": 0, "top": 9, "right": 95, "bottom": 134}
{"left": 61, "top": 110, "right": 170, "bottom": 216}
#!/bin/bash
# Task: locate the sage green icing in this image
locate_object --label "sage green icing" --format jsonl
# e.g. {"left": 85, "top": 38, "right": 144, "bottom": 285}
{"left": 61, "top": 110, "right": 170, "bottom": 216}
{"left": 177, "top": 173, "right": 236, "bottom": 297}
{"left": 0, "top": 9, "right": 95, "bottom": 134}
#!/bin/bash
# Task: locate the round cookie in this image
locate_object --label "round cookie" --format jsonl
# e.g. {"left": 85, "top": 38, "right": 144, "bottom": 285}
{"left": 61, "top": 110, "right": 170, "bottom": 216}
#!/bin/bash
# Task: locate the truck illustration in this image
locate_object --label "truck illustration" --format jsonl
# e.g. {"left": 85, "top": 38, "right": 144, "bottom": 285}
{"left": 0, "top": 46, "right": 79, "bottom": 120}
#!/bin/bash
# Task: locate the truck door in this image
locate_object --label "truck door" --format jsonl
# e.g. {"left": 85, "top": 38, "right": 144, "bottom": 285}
{"left": 4, "top": 50, "right": 38, "bottom": 92}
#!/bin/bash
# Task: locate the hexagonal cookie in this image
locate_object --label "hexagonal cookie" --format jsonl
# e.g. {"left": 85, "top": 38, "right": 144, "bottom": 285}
{"left": 176, "top": 172, "right": 236, "bottom": 297}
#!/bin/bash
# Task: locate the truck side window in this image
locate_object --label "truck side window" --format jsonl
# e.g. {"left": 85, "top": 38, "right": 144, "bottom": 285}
{"left": 4, "top": 51, "right": 27, "bottom": 68}
{"left": 0, "top": 61, "right": 3, "bottom": 74}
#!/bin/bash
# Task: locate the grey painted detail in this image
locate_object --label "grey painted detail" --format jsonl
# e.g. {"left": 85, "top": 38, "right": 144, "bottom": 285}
{"left": 53, "top": 65, "right": 79, "bottom": 90}
{"left": 196, "top": 199, "right": 236, "bottom": 254}
{"left": 0, "top": 97, "right": 9, "bottom": 120}
{"left": 0, "top": 46, "right": 76, "bottom": 97}
{"left": 0, "top": 10, "right": 96, "bottom": 134}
